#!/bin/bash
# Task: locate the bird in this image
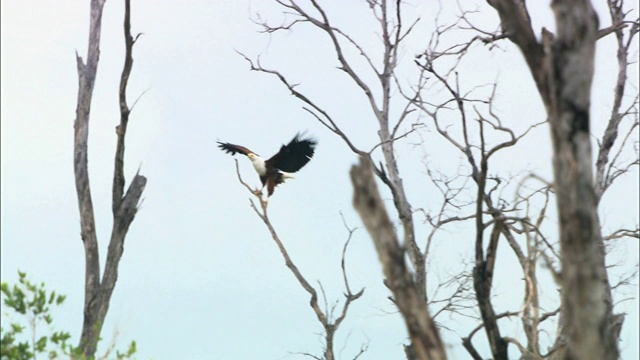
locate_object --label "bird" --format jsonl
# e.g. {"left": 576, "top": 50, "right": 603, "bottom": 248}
{"left": 217, "top": 133, "right": 317, "bottom": 198}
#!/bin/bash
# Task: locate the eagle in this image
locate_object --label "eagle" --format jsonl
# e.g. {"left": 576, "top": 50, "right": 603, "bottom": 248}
{"left": 218, "top": 133, "right": 317, "bottom": 198}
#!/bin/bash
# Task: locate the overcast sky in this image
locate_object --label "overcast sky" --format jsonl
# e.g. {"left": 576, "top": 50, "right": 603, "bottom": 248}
{"left": 1, "top": 1, "right": 638, "bottom": 359}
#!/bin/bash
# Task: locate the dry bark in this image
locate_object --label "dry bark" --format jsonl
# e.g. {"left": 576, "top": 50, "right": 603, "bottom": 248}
{"left": 350, "top": 157, "right": 447, "bottom": 360}
{"left": 487, "top": 0, "right": 619, "bottom": 358}
{"left": 74, "top": 0, "right": 146, "bottom": 356}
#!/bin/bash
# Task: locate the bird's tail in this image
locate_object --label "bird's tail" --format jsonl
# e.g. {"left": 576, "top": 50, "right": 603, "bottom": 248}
{"left": 280, "top": 171, "right": 296, "bottom": 181}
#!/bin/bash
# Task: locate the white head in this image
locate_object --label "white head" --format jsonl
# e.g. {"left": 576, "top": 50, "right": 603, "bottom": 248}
{"left": 247, "top": 153, "right": 267, "bottom": 176}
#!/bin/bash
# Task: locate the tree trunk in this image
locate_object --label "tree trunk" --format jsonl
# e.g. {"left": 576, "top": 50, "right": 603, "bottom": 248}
{"left": 488, "top": 0, "right": 618, "bottom": 358}
{"left": 74, "top": 0, "right": 146, "bottom": 356}
{"left": 351, "top": 157, "right": 447, "bottom": 360}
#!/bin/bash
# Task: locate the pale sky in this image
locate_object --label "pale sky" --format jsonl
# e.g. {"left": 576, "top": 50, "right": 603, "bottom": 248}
{"left": 1, "top": 1, "right": 638, "bottom": 359}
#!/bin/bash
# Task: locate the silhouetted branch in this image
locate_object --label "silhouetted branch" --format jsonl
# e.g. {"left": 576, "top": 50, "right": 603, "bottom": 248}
{"left": 595, "top": 0, "right": 640, "bottom": 201}
{"left": 235, "top": 164, "right": 364, "bottom": 360}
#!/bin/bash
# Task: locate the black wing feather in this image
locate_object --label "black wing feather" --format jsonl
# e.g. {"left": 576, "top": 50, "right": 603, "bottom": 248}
{"left": 217, "top": 142, "right": 257, "bottom": 157}
{"left": 266, "top": 133, "right": 317, "bottom": 173}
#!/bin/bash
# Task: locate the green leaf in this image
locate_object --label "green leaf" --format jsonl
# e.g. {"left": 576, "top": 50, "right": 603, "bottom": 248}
{"left": 48, "top": 349, "right": 58, "bottom": 359}
{"left": 2, "top": 271, "right": 141, "bottom": 360}
{"left": 116, "top": 339, "right": 138, "bottom": 359}
{"left": 10, "top": 323, "right": 25, "bottom": 333}
{"left": 51, "top": 331, "right": 71, "bottom": 345}
{"left": 55, "top": 295, "right": 66, "bottom": 306}
{"left": 35, "top": 335, "right": 48, "bottom": 352}
{"left": 67, "top": 345, "right": 84, "bottom": 358}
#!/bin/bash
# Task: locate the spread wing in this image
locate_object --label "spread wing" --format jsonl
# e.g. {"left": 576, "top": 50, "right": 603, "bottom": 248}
{"left": 217, "top": 142, "right": 257, "bottom": 157}
{"left": 266, "top": 133, "right": 317, "bottom": 172}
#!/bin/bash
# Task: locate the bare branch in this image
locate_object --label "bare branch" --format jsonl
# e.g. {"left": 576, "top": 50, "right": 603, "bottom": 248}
{"left": 263, "top": 0, "right": 382, "bottom": 115}
{"left": 594, "top": 0, "right": 640, "bottom": 201}
{"left": 350, "top": 157, "right": 447, "bottom": 360}
{"left": 603, "top": 227, "right": 640, "bottom": 241}
{"left": 462, "top": 311, "right": 519, "bottom": 360}
{"left": 75, "top": 0, "right": 146, "bottom": 356}
{"left": 235, "top": 162, "right": 363, "bottom": 360}
{"left": 486, "top": 0, "right": 545, "bottom": 97}
{"left": 237, "top": 51, "right": 367, "bottom": 157}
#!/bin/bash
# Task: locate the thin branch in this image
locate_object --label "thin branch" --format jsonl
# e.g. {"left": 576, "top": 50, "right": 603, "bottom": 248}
{"left": 234, "top": 163, "right": 363, "bottom": 360}
{"left": 237, "top": 51, "right": 367, "bottom": 157}
{"left": 603, "top": 227, "right": 640, "bottom": 241}
{"left": 462, "top": 311, "right": 519, "bottom": 360}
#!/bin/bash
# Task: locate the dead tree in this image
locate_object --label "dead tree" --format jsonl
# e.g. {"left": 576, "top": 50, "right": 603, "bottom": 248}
{"left": 484, "top": 0, "right": 638, "bottom": 358}
{"left": 73, "top": 0, "right": 146, "bottom": 356}
{"left": 233, "top": 161, "right": 366, "bottom": 360}
{"left": 242, "top": 1, "right": 448, "bottom": 358}
{"left": 409, "top": 54, "right": 548, "bottom": 358}
{"left": 241, "top": 0, "right": 637, "bottom": 359}
{"left": 411, "top": 0, "right": 638, "bottom": 358}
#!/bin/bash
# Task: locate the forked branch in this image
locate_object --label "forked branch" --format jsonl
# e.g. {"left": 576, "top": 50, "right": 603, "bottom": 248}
{"left": 75, "top": 0, "right": 146, "bottom": 357}
{"left": 234, "top": 162, "right": 364, "bottom": 360}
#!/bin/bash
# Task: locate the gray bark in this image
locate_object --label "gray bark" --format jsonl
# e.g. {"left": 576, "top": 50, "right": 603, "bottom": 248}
{"left": 74, "top": 0, "right": 146, "bottom": 357}
{"left": 350, "top": 157, "right": 447, "bottom": 360}
{"left": 487, "top": 0, "right": 618, "bottom": 358}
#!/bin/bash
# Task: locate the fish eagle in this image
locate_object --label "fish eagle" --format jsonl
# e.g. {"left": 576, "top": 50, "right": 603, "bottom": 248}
{"left": 218, "top": 133, "right": 317, "bottom": 197}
